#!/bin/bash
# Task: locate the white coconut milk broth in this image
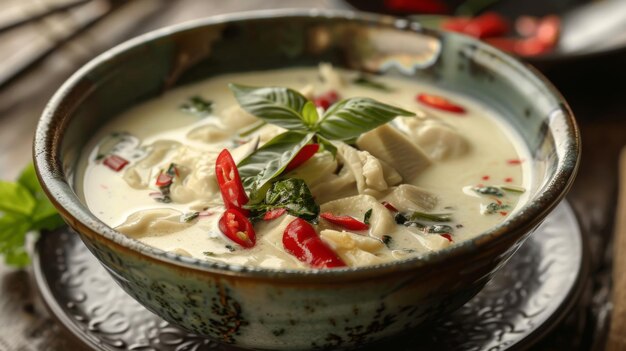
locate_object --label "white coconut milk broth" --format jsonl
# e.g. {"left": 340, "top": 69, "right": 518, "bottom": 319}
{"left": 78, "top": 67, "right": 531, "bottom": 269}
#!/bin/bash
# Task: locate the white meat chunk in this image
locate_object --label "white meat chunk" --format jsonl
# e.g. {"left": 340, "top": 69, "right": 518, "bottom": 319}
{"left": 186, "top": 124, "right": 231, "bottom": 143}
{"left": 356, "top": 124, "right": 431, "bottom": 182}
{"left": 400, "top": 116, "right": 470, "bottom": 161}
{"left": 310, "top": 165, "right": 357, "bottom": 204}
{"left": 320, "top": 229, "right": 385, "bottom": 266}
{"left": 320, "top": 195, "right": 395, "bottom": 239}
{"left": 123, "top": 140, "right": 181, "bottom": 189}
{"left": 221, "top": 105, "right": 259, "bottom": 132}
{"left": 381, "top": 184, "right": 437, "bottom": 212}
{"left": 285, "top": 151, "right": 338, "bottom": 188}
{"left": 116, "top": 209, "right": 193, "bottom": 238}
{"left": 337, "top": 143, "right": 402, "bottom": 197}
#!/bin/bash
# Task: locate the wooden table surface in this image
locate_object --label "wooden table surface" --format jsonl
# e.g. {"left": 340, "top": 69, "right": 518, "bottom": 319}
{"left": 0, "top": 1, "right": 624, "bottom": 350}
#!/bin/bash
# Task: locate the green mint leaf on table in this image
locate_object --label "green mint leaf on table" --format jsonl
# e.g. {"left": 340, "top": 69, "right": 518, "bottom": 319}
{"left": 247, "top": 179, "right": 319, "bottom": 222}
{"left": 0, "top": 164, "right": 65, "bottom": 268}
{"left": 317, "top": 98, "right": 414, "bottom": 141}
{"left": 229, "top": 84, "right": 309, "bottom": 131}
{"left": 180, "top": 96, "right": 213, "bottom": 116}
{"left": 238, "top": 131, "right": 315, "bottom": 203}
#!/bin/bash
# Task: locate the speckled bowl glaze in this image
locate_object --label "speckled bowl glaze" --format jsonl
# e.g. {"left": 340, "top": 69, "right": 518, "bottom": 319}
{"left": 34, "top": 9, "right": 580, "bottom": 350}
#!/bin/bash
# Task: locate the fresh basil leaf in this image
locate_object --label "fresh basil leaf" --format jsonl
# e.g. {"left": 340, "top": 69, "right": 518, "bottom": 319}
{"left": 238, "top": 131, "right": 315, "bottom": 202}
{"left": 0, "top": 181, "right": 36, "bottom": 216}
{"left": 248, "top": 178, "right": 319, "bottom": 222}
{"left": 0, "top": 213, "right": 31, "bottom": 267}
{"left": 317, "top": 98, "right": 415, "bottom": 141}
{"left": 17, "top": 164, "right": 41, "bottom": 196}
{"left": 301, "top": 101, "right": 319, "bottom": 128}
{"left": 229, "top": 84, "right": 309, "bottom": 131}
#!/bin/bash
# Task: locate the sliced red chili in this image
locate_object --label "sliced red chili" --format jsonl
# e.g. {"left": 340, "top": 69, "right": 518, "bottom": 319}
{"left": 383, "top": 0, "right": 448, "bottom": 14}
{"left": 155, "top": 171, "right": 173, "bottom": 187}
{"left": 320, "top": 212, "right": 369, "bottom": 231}
{"left": 263, "top": 208, "right": 287, "bottom": 221}
{"left": 103, "top": 155, "right": 129, "bottom": 172}
{"left": 215, "top": 149, "right": 249, "bottom": 215}
{"left": 507, "top": 159, "right": 523, "bottom": 165}
{"left": 381, "top": 201, "right": 398, "bottom": 212}
{"left": 283, "top": 218, "right": 346, "bottom": 268}
{"left": 285, "top": 144, "right": 319, "bottom": 172}
{"left": 462, "top": 12, "right": 509, "bottom": 39}
{"left": 416, "top": 93, "right": 466, "bottom": 114}
{"left": 218, "top": 208, "right": 256, "bottom": 248}
{"left": 440, "top": 233, "right": 453, "bottom": 242}
{"left": 313, "top": 90, "right": 339, "bottom": 110}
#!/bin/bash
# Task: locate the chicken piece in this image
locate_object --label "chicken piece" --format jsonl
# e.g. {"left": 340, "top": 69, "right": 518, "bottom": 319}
{"left": 116, "top": 209, "right": 193, "bottom": 238}
{"left": 221, "top": 105, "right": 260, "bottom": 132}
{"left": 381, "top": 184, "right": 437, "bottom": 212}
{"left": 356, "top": 124, "right": 431, "bottom": 181}
{"left": 285, "top": 151, "right": 338, "bottom": 188}
{"left": 400, "top": 116, "right": 470, "bottom": 160}
{"left": 320, "top": 194, "right": 395, "bottom": 239}
{"left": 310, "top": 165, "right": 357, "bottom": 204}
{"left": 337, "top": 143, "right": 402, "bottom": 197}
{"left": 320, "top": 229, "right": 385, "bottom": 266}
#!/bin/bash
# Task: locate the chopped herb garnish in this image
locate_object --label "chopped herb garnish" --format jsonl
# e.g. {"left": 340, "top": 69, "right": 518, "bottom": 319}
{"left": 181, "top": 212, "right": 199, "bottom": 223}
{"left": 203, "top": 251, "right": 215, "bottom": 257}
{"left": 180, "top": 96, "right": 213, "bottom": 116}
{"left": 409, "top": 211, "right": 452, "bottom": 223}
{"left": 154, "top": 163, "right": 178, "bottom": 203}
{"left": 352, "top": 75, "right": 393, "bottom": 92}
{"left": 473, "top": 186, "right": 504, "bottom": 197}
{"left": 246, "top": 178, "right": 319, "bottom": 222}
{"left": 225, "top": 244, "right": 236, "bottom": 252}
{"left": 382, "top": 235, "right": 393, "bottom": 247}
{"left": 394, "top": 213, "right": 408, "bottom": 225}
{"left": 363, "top": 209, "right": 373, "bottom": 225}
{"left": 427, "top": 224, "right": 454, "bottom": 234}
{"left": 404, "top": 221, "right": 426, "bottom": 229}
{"left": 501, "top": 185, "right": 526, "bottom": 194}
{"left": 484, "top": 202, "right": 510, "bottom": 215}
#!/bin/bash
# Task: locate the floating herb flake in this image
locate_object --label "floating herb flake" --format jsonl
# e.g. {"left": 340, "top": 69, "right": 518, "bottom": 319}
{"left": 225, "top": 244, "right": 236, "bottom": 252}
{"left": 363, "top": 209, "right": 373, "bottom": 225}
{"left": 203, "top": 251, "right": 215, "bottom": 257}
{"left": 427, "top": 224, "right": 454, "bottom": 234}
{"left": 473, "top": 186, "right": 504, "bottom": 197}
{"left": 501, "top": 185, "right": 525, "bottom": 194}
{"left": 484, "top": 202, "right": 510, "bottom": 215}
{"left": 181, "top": 212, "right": 199, "bottom": 223}
{"left": 382, "top": 235, "right": 393, "bottom": 248}
{"left": 180, "top": 96, "right": 213, "bottom": 116}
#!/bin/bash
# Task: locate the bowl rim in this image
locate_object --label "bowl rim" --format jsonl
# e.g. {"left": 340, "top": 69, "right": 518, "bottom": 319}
{"left": 33, "top": 8, "right": 581, "bottom": 281}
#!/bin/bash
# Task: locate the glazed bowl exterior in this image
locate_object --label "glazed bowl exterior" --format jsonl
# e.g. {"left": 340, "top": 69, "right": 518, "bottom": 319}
{"left": 34, "top": 10, "right": 580, "bottom": 350}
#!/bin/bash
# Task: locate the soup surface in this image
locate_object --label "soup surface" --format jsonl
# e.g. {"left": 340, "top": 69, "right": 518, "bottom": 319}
{"left": 79, "top": 66, "right": 530, "bottom": 269}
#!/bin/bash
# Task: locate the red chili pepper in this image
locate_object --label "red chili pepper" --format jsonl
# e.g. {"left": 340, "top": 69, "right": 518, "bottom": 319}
{"left": 219, "top": 208, "right": 256, "bottom": 248}
{"left": 313, "top": 90, "right": 339, "bottom": 110}
{"left": 507, "top": 159, "right": 523, "bottom": 165}
{"left": 462, "top": 12, "right": 509, "bottom": 39}
{"left": 441, "top": 17, "right": 472, "bottom": 33}
{"left": 481, "top": 175, "right": 490, "bottom": 181}
{"left": 440, "top": 233, "right": 453, "bottom": 242}
{"left": 416, "top": 93, "right": 466, "bottom": 114}
{"left": 381, "top": 201, "right": 398, "bottom": 212}
{"left": 155, "top": 171, "right": 173, "bottom": 187}
{"left": 285, "top": 144, "right": 319, "bottom": 172}
{"left": 263, "top": 208, "right": 287, "bottom": 221}
{"left": 103, "top": 155, "right": 129, "bottom": 172}
{"left": 515, "top": 15, "right": 539, "bottom": 37}
{"left": 384, "top": 0, "right": 449, "bottom": 14}
{"left": 504, "top": 177, "right": 513, "bottom": 183}
{"left": 283, "top": 218, "right": 346, "bottom": 268}
{"left": 320, "top": 212, "right": 369, "bottom": 231}
{"left": 215, "top": 149, "right": 249, "bottom": 215}
{"left": 536, "top": 15, "right": 560, "bottom": 47}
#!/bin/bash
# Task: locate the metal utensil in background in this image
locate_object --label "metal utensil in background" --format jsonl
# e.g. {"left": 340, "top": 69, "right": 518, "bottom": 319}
{"left": 558, "top": 0, "right": 626, "bottom": 54}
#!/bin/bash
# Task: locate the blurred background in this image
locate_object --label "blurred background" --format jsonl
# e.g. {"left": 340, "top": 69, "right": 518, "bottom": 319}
{"left": 1, "top": 0, "right": 625, "bottom": 350}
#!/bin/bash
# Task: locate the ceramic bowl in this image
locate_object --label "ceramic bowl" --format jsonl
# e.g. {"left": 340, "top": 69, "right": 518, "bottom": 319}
{"left": 34, "top": 9, "right": 580, "bottom": 350}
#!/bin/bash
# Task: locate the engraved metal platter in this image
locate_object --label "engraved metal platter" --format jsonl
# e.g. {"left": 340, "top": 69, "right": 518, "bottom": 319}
{"left": 34, "top": 201, "right": 587, "bottom": 351}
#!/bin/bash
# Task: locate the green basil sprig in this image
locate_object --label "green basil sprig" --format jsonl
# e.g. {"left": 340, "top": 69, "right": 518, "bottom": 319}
{"left": 230, "top": 83, "right": 415, "bottom": 202}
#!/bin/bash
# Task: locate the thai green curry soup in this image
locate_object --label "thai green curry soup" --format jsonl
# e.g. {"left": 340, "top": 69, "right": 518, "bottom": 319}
{"left": 78, "top": 65, "right": 531, "bottom": 270}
